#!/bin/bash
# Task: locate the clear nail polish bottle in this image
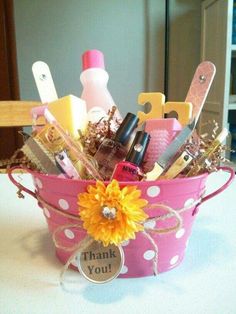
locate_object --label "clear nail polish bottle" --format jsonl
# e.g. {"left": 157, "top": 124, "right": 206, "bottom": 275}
{"left": 94, "top": 113, "right": 139, "bottom": 180}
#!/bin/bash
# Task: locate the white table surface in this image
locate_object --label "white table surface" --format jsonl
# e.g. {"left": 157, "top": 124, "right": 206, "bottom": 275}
{"left": 0, "top": 171, "right": 235, "bottom": 314}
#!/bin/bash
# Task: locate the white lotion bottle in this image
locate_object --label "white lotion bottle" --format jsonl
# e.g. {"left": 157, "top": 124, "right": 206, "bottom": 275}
{"left": 80, "top": 49, "right": 122, "bottom": 123}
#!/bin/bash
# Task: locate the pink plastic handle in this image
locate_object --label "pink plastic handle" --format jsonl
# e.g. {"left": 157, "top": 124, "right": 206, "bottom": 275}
{"left": 7, "top": 166, "right": 37, "bottom": 199}
{"left": 31, "top": 105, "right": 47, "bottom": 132}
{"left": 192, "top": 166, "right": 235, "bottom": 215}
{"left": 31, "top": 105, "right": 47, "bottom": 120}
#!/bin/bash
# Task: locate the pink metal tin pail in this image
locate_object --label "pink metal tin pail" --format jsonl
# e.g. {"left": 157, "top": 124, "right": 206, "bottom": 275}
{"left": 8, "top": 166, "right": 234, "bottom": 278}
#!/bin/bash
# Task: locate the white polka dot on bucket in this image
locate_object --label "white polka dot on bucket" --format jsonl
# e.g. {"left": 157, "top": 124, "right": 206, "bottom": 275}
{"left": 184, "top": 198, "right": 195, "bottom": 208}
{"left": 35, "top": 178, "right": 43, "bottom": 189}
{"left": 58, "top": 199, "right": 69, "bottom": 210}
{"left": 121, "top": 240, "right": 130, "bottom": 247}
{"left": 146, "top": 186, "right": 160, "bottom": 198}
{"left": 144, "top": 220, "right": 156, "bottom": 229}
{"left": 175, "top": 228, "right": 185, "bottom": 239}
{"left": 170, "top": 255, "right": 179, "bottom": 265}
{"left": 43, "top": 208, "right": 50, "bottom": 219}
{"left": 143, "top": 250, "right": 155, "bottom": 260}
{"left": 120, "top": 265, "right": 128, "bottom": 274}
{"left": 64, "top": 229, "right": 75, "bottom": 239}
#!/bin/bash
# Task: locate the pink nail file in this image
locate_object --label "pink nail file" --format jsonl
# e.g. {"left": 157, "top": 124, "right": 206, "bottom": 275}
{"left": 185, "top": 61, "right": 216, "bottom": 124}
{"left": 143, "top": 118, "right": 182, "bottom": 172}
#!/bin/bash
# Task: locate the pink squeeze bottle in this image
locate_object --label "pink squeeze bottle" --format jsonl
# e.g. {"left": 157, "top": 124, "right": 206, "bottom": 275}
{"left": 80, "top": 49, "right": 122, "bottom": 123}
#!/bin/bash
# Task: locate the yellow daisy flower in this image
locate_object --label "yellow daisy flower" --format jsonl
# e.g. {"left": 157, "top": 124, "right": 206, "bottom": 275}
{"left": 78, "top": 180, "right": 148, "bottom": 246}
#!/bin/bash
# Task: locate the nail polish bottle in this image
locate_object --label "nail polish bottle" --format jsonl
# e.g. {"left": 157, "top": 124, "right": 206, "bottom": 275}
{"left": 112, "top": 131, "right": 150, "bottom": 181}
{"left": 94, "top": 113, "right": 139, "bottom": 180}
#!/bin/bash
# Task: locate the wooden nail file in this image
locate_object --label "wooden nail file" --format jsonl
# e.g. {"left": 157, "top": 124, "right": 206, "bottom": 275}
{"left": 32, "top": 61, "right": 58, "bottom": 103}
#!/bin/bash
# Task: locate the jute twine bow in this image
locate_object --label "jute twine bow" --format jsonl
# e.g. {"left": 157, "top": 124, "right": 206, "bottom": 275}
{"left": 36, "top": 194, "right": 204, "bottom": 286}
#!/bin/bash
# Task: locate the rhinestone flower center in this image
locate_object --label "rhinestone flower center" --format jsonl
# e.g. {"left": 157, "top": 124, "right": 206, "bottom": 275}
{"left": 102, "top": 206, "right": 117, "bottom": 219}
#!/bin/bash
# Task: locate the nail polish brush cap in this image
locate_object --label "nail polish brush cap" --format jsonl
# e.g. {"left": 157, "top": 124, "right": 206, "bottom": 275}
{"left": 126, "top": 131, "right": 150, "bottom": 166}
{"left": 114, "top": 113, "right": 139, "bottom": 145}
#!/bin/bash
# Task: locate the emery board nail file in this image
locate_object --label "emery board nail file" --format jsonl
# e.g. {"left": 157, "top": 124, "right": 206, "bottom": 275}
{"left": 185, "top": 61, "right": 216, "bottom": 125}
{"left": 21, "top": 136, "right": 61, "bottom": 174}
{"left": 32, "top": 61, "right": 58, "bottom": 103}
{"left": 137, "top": 92, "right": 165, "bottom": 124}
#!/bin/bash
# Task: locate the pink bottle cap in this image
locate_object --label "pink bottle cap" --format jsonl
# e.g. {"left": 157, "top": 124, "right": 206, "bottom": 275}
{"left": 82, "top": 49, "right": 105, "bottom": 70}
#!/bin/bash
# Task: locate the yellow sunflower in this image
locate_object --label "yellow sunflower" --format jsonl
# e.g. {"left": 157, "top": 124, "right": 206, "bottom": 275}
{"left": 78, "top": 180, "right": 148, "bottom": 246}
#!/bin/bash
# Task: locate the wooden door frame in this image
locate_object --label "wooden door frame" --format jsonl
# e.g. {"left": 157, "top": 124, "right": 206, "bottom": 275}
{"left": 0, "top": 0, "right": 22, "bottom": 159}
{"left": 0, "top": 0, "right": 19, "bottom": 100}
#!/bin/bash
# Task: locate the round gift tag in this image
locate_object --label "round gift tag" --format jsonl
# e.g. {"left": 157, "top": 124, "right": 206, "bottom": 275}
{"left": 76, "top": 240, "right": 124, "bottom": 283}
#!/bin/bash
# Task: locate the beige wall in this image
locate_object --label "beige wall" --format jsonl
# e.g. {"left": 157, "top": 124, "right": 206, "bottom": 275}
{"left": 14, "top": 0, "right": 202, "bottom": 110}
{"left": 14, "top": 0, "right": 165, "bottom": 115}
{"left": 168, "top": 0, "right": 202, "bottom": 101}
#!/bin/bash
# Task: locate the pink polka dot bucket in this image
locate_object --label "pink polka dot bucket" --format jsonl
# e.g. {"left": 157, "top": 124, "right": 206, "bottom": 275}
{"left": 8, "top": 166, "right": 234, "bottom": 278}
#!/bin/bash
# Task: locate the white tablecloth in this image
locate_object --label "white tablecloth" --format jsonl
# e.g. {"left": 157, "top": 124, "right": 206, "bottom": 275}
{"left": 0, "top": 171, "right": 235, "bottom": 314}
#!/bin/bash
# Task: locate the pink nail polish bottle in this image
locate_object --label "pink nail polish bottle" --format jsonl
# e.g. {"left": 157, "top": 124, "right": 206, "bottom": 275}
{"left": 112, "top": 131, "right": 150, "bottom": 182}
{"left": 94, "top": 113, "right": 139, "bottom": 180}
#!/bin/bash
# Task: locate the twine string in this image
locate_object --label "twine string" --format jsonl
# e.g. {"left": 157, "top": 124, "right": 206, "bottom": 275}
{"left": 34, "top": 193, "right": 203, "bottom": 284}
{"left": 142, "top": 230, "right": 159, "bottom": 275}
{"left": 144, "top": 203, "right": 183, "bottom": 234}
{"left": 59, "top": 235, "right": 94, "bottom": 287}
